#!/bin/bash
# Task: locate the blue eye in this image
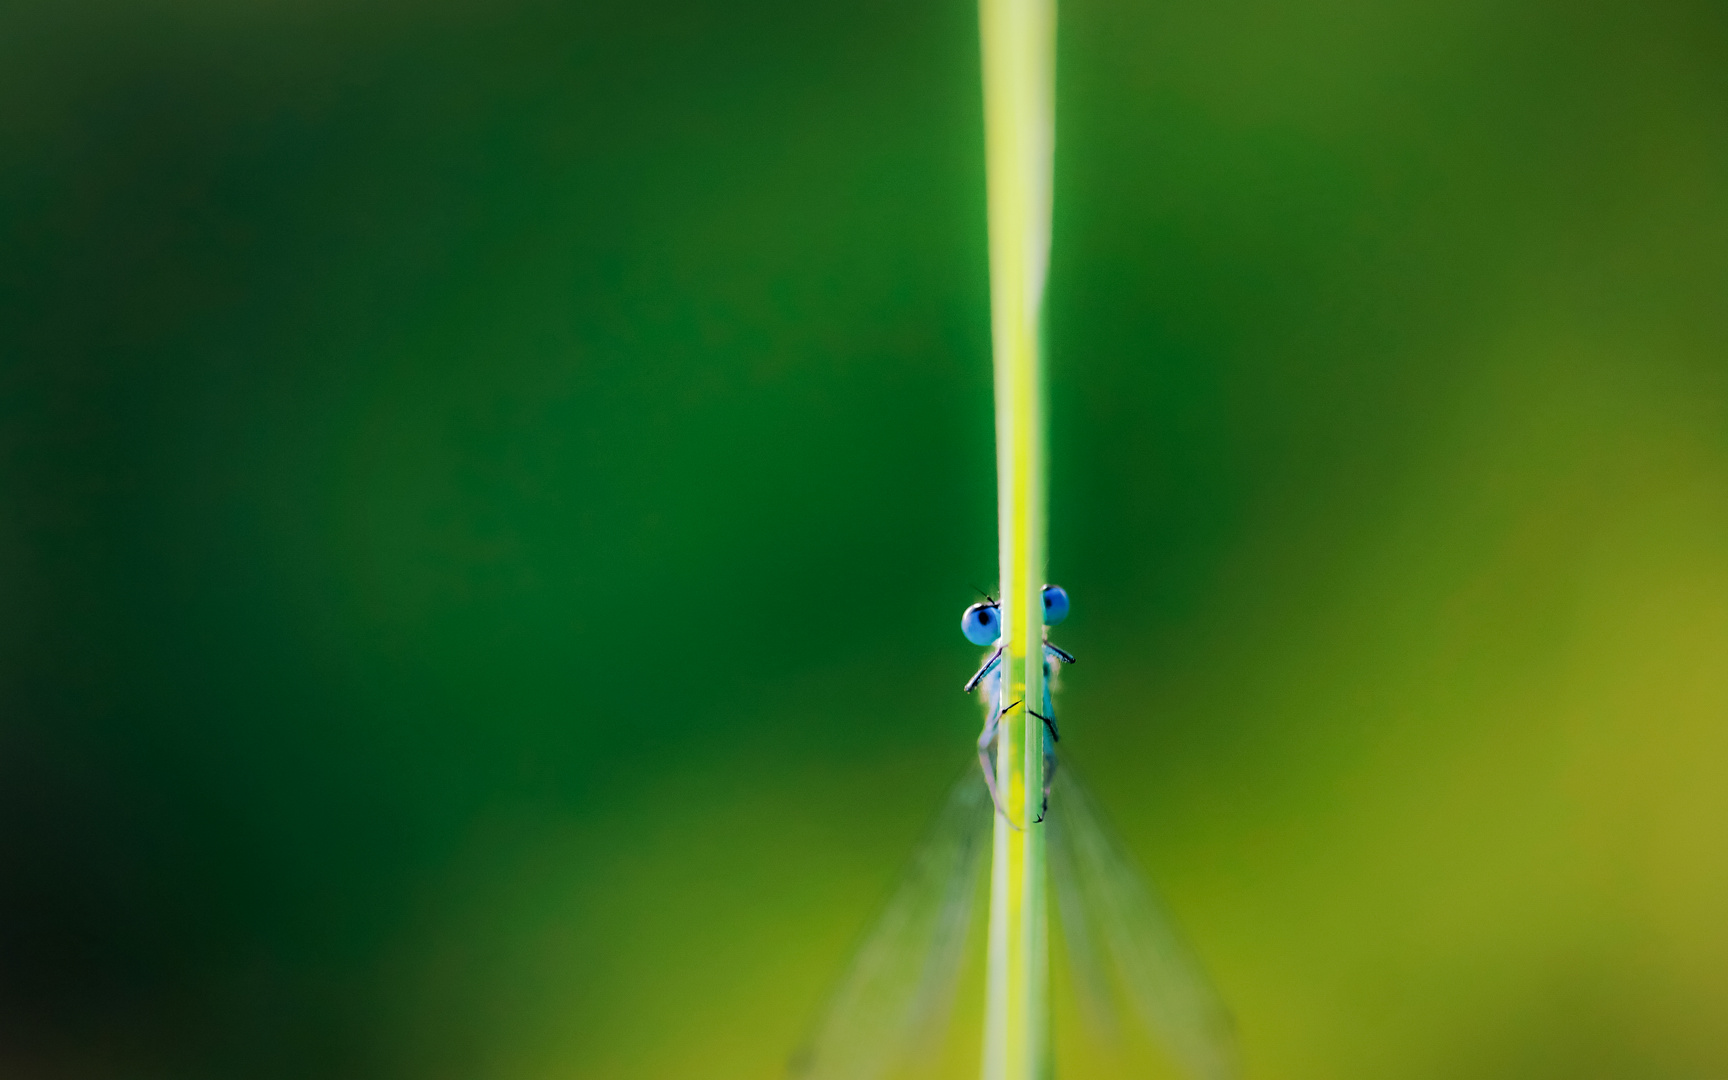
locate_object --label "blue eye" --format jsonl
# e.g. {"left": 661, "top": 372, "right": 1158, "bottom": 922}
{"left": 1041, "top": 585, "right": 1070, "bottom": 625}
{"left": 961, "top": 602, "right": 1001, "bottom": 646}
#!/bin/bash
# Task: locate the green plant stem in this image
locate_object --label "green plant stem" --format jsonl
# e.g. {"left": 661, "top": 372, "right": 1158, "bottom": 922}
{"left": 978, "top": 0, "right": 1054, "bottom": 1078}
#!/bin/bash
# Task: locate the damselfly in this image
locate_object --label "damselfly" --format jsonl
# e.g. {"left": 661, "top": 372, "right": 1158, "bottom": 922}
{"left": 960, "top": 585, "right": 1076, "bottom": 827}
{"left": 790, "top": 587, "right": 1239, "bottom": 1080}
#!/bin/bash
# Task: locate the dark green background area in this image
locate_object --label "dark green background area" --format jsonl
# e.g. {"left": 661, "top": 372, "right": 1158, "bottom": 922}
{"left": 4, "top": 0, "right": 1728, "bottom": 1076}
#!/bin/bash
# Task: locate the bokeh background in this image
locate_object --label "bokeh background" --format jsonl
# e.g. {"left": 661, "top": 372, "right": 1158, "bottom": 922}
{"left": 5, "top": 0, "right": 1728, "bottom": 1076}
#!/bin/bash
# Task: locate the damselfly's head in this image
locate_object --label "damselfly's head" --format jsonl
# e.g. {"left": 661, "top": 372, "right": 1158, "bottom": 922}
{"left": 960, "top": 584, "right": 1069, "bottom": 646}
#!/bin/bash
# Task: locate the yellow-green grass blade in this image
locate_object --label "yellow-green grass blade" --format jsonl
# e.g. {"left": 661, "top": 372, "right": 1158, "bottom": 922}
{"left": 977, "top": 0, "right": 1055, "bottom": 1078}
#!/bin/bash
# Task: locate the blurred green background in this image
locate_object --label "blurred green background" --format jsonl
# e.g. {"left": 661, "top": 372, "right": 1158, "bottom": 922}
{"left": 5, "top": 0, "right": 1728, "bottom": 1076}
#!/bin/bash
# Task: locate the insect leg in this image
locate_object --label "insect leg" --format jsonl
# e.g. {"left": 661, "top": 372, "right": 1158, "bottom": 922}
{"left": 1034, "top": 726, "right": 1058, "bottom": 823}
{"left": 964, "top": 647, "right": 1003, "bottom": 694}
{"left": 1034, "top": 671, "right": 1058, "bottom": 823}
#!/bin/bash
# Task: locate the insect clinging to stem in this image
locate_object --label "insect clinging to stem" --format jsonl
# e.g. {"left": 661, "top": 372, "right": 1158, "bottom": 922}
{"left": 961, "top": 583, "right": 1076, "bottom": 826}
{"left": 788, "top": 585, "right": 1241, "bottom": 1080}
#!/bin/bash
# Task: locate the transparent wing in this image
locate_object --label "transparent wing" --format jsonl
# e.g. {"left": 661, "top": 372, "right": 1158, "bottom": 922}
{"left": 1047, "top": 768, "right": 1240, "bottom": 1080}
{"left": 789, "top": 770, "right": 992, "bottom": 1080}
